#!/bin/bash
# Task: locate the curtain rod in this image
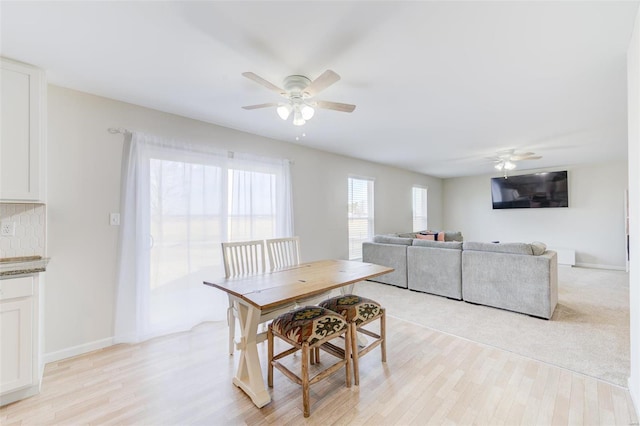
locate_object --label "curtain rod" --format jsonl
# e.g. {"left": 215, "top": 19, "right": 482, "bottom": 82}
{"left": 106, "top": 127, "right": 294, "bottom": 165}
{"left": 108, "top": 127, "right": 131, "bottom": 135}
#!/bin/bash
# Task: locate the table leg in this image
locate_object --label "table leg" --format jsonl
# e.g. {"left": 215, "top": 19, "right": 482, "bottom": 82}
{"left": 232, "top": 301, "right": 271, "bottom": 408}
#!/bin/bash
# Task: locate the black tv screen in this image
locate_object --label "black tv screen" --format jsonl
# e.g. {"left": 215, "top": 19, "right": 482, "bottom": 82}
{"left": 491, "top": 171, "right": 568, "bottom": 209}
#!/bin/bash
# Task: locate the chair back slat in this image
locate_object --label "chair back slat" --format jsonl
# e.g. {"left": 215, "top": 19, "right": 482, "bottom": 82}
{"left": 221, "top": 240, "right": 266, "bottom": 278}
{"left": 266, "top": 237, "right": 301, "bottom": 271}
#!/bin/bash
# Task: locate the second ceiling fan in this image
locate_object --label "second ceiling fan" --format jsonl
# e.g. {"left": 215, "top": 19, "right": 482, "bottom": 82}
{"left": 241, "top": 70, "right": 356, "bottom": 126}
{"left": 488, "top": 149, "right": 542, "bottom": 176}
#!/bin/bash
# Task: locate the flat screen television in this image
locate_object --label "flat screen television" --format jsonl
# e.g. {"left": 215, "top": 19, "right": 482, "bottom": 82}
{"left": 491, "top": 171, "right": 568, "bottom": 209}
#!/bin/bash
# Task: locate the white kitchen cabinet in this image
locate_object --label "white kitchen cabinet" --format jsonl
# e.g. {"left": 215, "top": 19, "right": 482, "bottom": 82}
{"left": 0, "top": 274, "right": 41, "bottom": 406}
{"left": 0, "top": 58, "right": 46, "bottom": 202}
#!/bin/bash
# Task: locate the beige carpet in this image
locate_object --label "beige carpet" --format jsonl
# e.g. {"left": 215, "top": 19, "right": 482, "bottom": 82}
{"left": 356, "top": 266, "right": 630, "bottom": 387}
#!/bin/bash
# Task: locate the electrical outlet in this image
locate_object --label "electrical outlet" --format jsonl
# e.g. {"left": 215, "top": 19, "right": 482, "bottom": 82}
{"left": 109, "top": 213, "right": 120, "bottom": 226}
{"left": 1, "top": 222, "right": 16, "bottom": 236}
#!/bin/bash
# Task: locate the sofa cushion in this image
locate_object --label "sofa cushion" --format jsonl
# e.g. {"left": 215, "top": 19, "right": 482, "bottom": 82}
{"left": 373, "top": 235, "right": 413, "bottom": 245}
{"left": 397, "top": 232, "right": 417, "bottom": 238}
{"left": 463, "top": 241, "right": 534, "bottom": 255}
{"left": 531, "top": 241, "right": 547, "bottom": 256}
{"left": 412, "top": 239, "right": 463, "bottom": 250}
{"left": 444, "top": 231, "right": 463, "bottom": 242}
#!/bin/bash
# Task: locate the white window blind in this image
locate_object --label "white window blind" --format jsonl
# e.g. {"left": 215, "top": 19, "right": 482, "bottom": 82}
{"left": 412, "top": 186, "right": 428, "bottom": 232}
{"left": 348, "top": 177, "right": 374, "bottom": 260}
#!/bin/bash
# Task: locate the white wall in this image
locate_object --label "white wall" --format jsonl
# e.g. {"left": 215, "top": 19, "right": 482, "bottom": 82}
{"left": 442, "top": 162, "right": 628, "bottom": 270}
{"left": 44, "top": 85, "right": 441, "bottom": 358}
{"left": 627, "top": 4, "right": 640, "bottom": 416}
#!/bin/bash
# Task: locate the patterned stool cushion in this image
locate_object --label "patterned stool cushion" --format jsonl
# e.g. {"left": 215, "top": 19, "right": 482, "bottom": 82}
{"left": 319, "top": 295, "right": 382, "bottom": 326}
{"left": 272, "top": 306, "right": 348, "bottom": 345}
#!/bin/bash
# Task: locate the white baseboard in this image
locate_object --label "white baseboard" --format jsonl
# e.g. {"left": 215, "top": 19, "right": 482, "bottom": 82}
{"left": 575, "top": 262, "right": 627, "bottom": 271}
{"left": 43, "top": 336, "right": 114, "bottom": 365}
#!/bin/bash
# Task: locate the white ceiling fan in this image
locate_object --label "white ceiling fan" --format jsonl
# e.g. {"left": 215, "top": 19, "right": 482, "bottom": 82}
{"left": 488, "top": 149, "right": 542, "bottom": 176}
{"left": 241, "top": 70, "right": 356, "bottom": 126}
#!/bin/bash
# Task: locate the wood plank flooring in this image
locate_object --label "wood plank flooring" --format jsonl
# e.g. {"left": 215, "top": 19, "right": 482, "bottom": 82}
{"left": 1, "top": 316, "right": 637, "bottom": 425}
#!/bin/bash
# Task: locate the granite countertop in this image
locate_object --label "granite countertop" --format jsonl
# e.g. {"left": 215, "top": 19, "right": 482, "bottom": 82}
{"left": 0, "top": 257, "right": 50, "bottom": 277}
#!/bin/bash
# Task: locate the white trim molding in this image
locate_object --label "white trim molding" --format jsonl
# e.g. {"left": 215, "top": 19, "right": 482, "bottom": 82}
{"left": 43, "top": 337, "right": 114, "bottom": 365}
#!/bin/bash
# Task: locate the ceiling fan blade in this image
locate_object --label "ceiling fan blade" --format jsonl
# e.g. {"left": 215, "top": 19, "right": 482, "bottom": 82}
{"left": 316, "top": 100, "right": 356, "bottom": 113}
{"left": 511, "top": 154, "right": 541, "bottom": 160}
{"left": 510, "top": 152, "right": 534, "bottom": 160}
{"left": 241, "top": 103, "right": 278, "bottom": 110}
{"left": 242, "top": 72, "right": 286, "bottom": 95}
{"left": 304, "top": 70, "right": 341, "bottom": 97}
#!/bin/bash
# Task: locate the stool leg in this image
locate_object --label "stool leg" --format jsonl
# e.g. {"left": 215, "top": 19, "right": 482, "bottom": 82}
{"left": 267, "top": 325, "right": 274, "bottom": 387}
{"left": 381, "top": 309, "right": 387, "bottom": 362}
{"left": 350, "top": 322, "right": 360, "bottom": 386}
{"left": 344, "top": 327, "right": 352, "bottom": 388}
{"left": 302, "top": 343, "right": 310, "bottom": 418}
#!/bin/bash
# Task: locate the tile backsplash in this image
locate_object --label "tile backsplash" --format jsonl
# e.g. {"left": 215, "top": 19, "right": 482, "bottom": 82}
{"left": 0, "top": 203, "right": 46, "bottom": 259}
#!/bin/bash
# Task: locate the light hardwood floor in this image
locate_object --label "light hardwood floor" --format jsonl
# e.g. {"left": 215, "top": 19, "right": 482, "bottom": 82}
{"left": 1, "top": 316, "right": 637, "bottom": 425}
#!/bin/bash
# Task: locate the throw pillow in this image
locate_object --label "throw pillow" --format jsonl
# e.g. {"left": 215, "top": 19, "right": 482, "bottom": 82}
{"left": 443, "top": 231, "right": 464, "bottom": 242}
{"left": 416, "top": 234, "right": 435, "bottom": 240}
{"left": 530, "top": 241, "right": 547, "bottom": 256}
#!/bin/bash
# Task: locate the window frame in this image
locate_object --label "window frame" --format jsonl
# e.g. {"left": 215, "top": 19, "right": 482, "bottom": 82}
{"left": 412, "top": 185, "right": 428, "bottom": 232}
{"left": 347, "top": 175, "right": 375, "bottom": 260}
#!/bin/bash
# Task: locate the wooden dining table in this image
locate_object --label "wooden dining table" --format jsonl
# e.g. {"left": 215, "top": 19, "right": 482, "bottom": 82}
{"left": 203, "top": 259, "right": 393, "bottom": 408}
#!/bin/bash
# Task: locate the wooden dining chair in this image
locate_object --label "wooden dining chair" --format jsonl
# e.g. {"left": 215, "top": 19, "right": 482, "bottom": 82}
{"left": 265, "top": 236, "right": 301, "bottom": 271}
{"left": 266, "top": 236, "right": 332, "bottom": 306}
{"left": 221, "top": 240, "right": 267, "bottom": 354}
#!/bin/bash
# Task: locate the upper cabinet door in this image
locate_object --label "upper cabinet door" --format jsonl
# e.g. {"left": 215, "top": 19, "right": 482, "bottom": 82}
{"left": 0, "top": 58, "right": 46, "bottom": 202}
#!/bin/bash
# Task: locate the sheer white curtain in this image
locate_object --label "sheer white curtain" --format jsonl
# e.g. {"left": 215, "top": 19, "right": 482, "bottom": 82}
{"left": 115, "top": 132, "right": 293, "bottom": 343}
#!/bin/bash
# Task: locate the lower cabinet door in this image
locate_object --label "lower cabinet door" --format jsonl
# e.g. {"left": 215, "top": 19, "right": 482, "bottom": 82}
{"left": 0, "top": 297, "right": 33, "bottom": 393}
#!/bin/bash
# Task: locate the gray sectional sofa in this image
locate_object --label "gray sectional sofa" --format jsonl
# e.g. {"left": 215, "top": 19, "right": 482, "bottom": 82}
{"left": 462, "top": 241, "right": 558, "bottom": 319}
{"left": 362, "top": 234, "right": 558, "bottom": 319}
{"left": 408, "top": 239, "right": 463, "bottom": 299}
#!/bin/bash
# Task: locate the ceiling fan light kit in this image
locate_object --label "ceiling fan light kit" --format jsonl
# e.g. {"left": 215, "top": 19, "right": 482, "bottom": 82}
{"left": 489, "top": 149, "right": 542, "bottom": 177}
{"left": 276, "top": 103, "right": 292, "bottom": 120}
{"left": 242, "top": 70, "right": 355, "bottom": 126}
{"left": 494, "top": 160, "right": 516, "bottom": 171}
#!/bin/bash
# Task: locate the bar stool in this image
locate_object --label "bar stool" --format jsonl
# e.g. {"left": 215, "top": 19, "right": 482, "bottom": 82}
{"left": 268, "top": 306, "right": 352, "bottom": 418}
{"left": 319, "top": 294, "right": 386, "bottom": 385}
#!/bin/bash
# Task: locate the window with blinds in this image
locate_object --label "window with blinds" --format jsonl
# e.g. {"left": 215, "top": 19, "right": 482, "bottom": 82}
{"left": 348, "top": 177, "right": 374, "bottom": 260}
{"left": 412, "top": 185, "right": 428, "bottom": 232}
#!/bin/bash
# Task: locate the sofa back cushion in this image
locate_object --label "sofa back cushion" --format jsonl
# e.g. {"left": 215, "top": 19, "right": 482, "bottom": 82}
{"left": 443, "top": 231, "right": 464, "bottom": 242}
{"left": 397, "top": 230, "right": 464, "bottom": 242}
{"left": 397, "top": 232, "right": 417, "bottom": 239}
{"left": 412, "top": 239, "right": 463, "bottom": 250}
{"left": 373, "top": 235, "right": 413, "bottom": 245}
{"left": 463, "top": 241, "right": 534, "bottom": 255}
